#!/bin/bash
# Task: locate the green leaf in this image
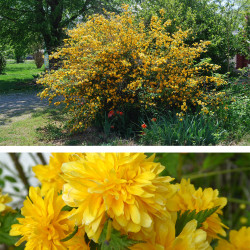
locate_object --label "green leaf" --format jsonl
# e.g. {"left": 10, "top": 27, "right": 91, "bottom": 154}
{"left": 99, "top": 220, "right": 142, "bottom": 250}
{"left": 175, "top": 206, "right": 220, "bottom": 236}
{"left": 0, "top": 168, "right": 2, "bottom": 175}
{"left": 155, "top": 153, "right": 179, "bottom": 178}
{"left": 61, "top": 225, "right": 78, "bottom": 242}
{"left": 61, "top": 205, "right": 74, "bottom": 211}
{"left": 13, "top": 186, "right": 20, "bottom": 192}
{"left": 0, "top": 211, "right": 22, "bottom": 245}
{"left": 4, "top": 176, "right": 17, "bottom": 183}
{"left": 0, "top": 179, "right": 4, "bottom": 188}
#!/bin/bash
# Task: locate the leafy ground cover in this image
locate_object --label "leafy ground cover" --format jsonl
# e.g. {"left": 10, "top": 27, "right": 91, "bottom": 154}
{"left": 0, "top": 60, "right": 44, "bottom": 94}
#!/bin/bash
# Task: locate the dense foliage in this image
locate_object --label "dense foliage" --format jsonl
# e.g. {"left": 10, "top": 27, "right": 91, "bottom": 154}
{"left": 137, "top": 0, "right": 248, "bottom": 72}
{"left": 0, "top": 0, "right": 140, "bottom": 66}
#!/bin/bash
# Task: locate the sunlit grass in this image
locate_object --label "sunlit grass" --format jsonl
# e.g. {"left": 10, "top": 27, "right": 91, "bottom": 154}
{"left": 0, "top": 60, "right": 44, "bottom": 93}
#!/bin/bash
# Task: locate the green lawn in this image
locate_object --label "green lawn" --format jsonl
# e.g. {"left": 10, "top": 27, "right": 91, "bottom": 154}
{"left": 0, "top": 60, "right": 45, "bottom": 93}
{"left": 0, "top": 108, "right": 67, "bottom": 146}
{"left": 0, "top": 107, "right": 136, "bottom": 146}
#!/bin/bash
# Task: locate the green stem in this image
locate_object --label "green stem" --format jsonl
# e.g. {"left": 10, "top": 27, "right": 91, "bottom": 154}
{"left": 105, "top": 218, "right": 112, "bottom": 244}
{"left": 227, "top": 198, "right": 250, "bottom": 205}
{"left": 183, "top": 167, "right": 250, "bottom": 180}
{"left": 177, "top": 154, "right": 184, "bottom": 181}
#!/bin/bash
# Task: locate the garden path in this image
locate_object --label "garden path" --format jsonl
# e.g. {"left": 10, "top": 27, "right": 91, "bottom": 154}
{"left": 0, "top": 91, "right": 49, "bottom": 126}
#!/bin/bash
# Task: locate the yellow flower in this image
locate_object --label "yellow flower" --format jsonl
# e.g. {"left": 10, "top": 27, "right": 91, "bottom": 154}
{"left": 33, "top": 153, "right": 84, "bottom": 195}
{"left": 240, "top": 217, "right": 248, "bottom": 224}
{"left": 131, "top": 216, "right": 212, "bottom": 250}
{"left": 216, "top": 227, "right": 250, "bottom": 250}
{"left": 0, "top": 188, "right": 14, "bottom": 214}
{"left": 62, "top": 153, "right": 176, "bottom": 242}
{"left": 166, "top": 179, "right": 227, "bottom": 240}
{"left": 240, "top": 204, "right": 246, "bottom": 210}
{"left": 10, "top": 187, "right": 74, "bottom": 249}
{"left": 66, "top": 227, "right": 90, "bottom": 250}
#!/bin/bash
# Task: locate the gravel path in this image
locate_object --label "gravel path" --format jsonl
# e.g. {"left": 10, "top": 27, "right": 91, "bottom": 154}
{"left": 0, "top": 91, "right": 50, "bottom": 125}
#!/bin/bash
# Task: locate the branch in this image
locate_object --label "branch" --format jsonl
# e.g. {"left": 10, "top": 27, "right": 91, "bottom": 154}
{"left": 8, "top": 153, "right": 30, "bottom": 193}
{"left": 0, "top": 14, "right": 17, "bottom": 22}
{"left": 63, "top": 0, "right": 91, "bottom": 25}
{"left": 37, "top": 153, "right": 47, "bottom": 165}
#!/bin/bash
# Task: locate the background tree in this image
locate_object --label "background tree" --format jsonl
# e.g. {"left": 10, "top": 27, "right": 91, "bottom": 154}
{"left": 0, "top": 0, "right": 137, "bottom": 68}
{"left": 137, "top": 0, "right": 247, "bottom": 72}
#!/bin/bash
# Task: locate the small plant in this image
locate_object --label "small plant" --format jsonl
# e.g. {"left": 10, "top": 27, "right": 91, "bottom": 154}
{"left": 36, "top": 123, "right": 64, "bottom": 141}
{"left": 140, "top": 112, "right": 221, "bottom": 145}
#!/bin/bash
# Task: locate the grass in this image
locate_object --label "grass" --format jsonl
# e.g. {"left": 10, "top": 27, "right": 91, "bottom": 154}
{"left": 0, "top": 106, "right": 137, "bottom": 146}
{"left": 0, "top": 108, "right": 61, "bottom": 146}
{"left": 0, "top": 60, "right": 44, "bottom": 93}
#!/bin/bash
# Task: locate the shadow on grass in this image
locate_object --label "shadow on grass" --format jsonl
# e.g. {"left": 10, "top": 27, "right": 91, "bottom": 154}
{"left": 36, "top": 119, "right": 137, "bottom": 146}
{"left": 0, "top": 79, "right": 43, "bottom": 94}
{"left": 0, "top": 91, "right": 50, "bottom": 125}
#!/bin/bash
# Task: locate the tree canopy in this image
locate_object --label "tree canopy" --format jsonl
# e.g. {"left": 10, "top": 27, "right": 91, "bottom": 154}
{"left": 0, "top": 0, "right": 137, "bottom": 65}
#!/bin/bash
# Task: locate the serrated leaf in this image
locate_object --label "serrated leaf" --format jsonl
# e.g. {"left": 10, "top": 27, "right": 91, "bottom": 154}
{"left": 61, "top": 225, "right": 78, "bottom": 242}
{"left": 0, "top": 211, "right": 22, "bottom": 245}
{"left": 0, "top": 231, "right": 19, "bottom": 245}
{"left": 175, "top": 206, "right": 220, "bottom": 236}
{"left": 99, "top": 220, "right": 142, "bottom": 250}
{"left": 4, "top": 176, "right": 17, "bottom": 183}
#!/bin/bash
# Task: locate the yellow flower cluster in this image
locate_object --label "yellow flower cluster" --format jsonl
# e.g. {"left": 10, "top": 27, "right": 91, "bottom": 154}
{"left": 0, "top": 188, "right": 14, "bottom": 214}
{"left": 166, "top": 179, "right": 228, "bottom": 240}
{"left": 216, "top": 227, "right": 250, "bottom": 250}
{"left": 38, "top": 5, "right": 228, "bottom": 131}
{"left": 9, "top": 153, "right": 244, "bottom": 250}
{"left": 10, "top": 187, "right": 89, "bottom": 249}
{"left": 131, "top": 218, "right": 212, "bottom": 250}
{"left": 32, "top": 153, "right": 84, "bottom": 195}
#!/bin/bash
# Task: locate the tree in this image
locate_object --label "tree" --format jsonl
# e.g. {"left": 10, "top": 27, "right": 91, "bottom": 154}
{"left": 136, "top": 0, "right": 245, "bottom": 72}
{"left": 0, "top": 0, "right": 136, "bottom": 67}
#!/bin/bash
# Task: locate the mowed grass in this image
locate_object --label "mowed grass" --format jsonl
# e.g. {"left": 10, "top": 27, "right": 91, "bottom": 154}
{"left": 0, "top": 107, "right": 137, "bottom": 146}
{"left": 0, "top": 109, "right": 58, "bottom": 146}
{"left": 0, "top": 60, "right": 45, "bottom": 93}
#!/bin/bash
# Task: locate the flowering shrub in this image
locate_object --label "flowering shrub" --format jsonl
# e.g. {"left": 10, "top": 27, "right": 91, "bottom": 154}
{"left": 38, "top": 6, "right": 228, "bottom": 131}
{"left": 0, "top": 153, "right": 248, "bottom": 249}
